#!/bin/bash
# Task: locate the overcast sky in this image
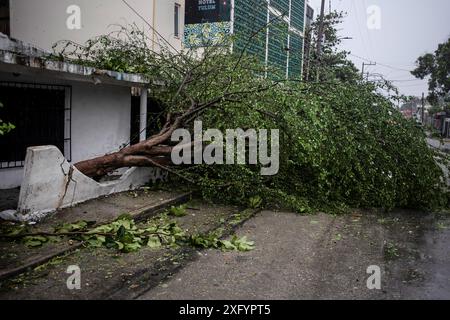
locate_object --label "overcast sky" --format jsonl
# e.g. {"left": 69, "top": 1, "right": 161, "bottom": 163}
{"left": 308, "top": 0, "right": 450, "bottom": 98}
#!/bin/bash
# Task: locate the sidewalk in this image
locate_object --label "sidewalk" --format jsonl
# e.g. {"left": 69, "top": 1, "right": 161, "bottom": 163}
{"left": 0, "top": 189, "right": 191, "bottom": 281}
{"left": 427, "top": 137, "right": 450, "bottom": 153}
{"left": 0, "top": 190, "right": 257, "bottom": 299}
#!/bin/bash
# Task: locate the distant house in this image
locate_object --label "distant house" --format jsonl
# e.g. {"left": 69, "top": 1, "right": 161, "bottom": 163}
{"left": 184, "top": 0, "right": 307, "bottom": 79}
{"left": 433, "top": 111, "right": 450, "bottom": 138}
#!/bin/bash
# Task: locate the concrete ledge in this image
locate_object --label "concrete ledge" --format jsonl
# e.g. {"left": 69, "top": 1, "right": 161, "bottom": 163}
{"left": 5, "top": 146, "right": 168, "bottom": 222}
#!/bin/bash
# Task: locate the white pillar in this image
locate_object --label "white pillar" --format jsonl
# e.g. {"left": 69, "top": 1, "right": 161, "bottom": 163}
{"left": 140, "top": 88, "right": 148, "bottom": 142}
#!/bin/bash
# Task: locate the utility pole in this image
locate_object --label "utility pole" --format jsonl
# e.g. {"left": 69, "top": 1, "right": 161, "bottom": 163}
{"left": 315, "top": 0, "right": 326, "bottom": 82}
{"left": 421, "top": 92, "right": 425, "bottom": 125}
{"left": 361, "top": 62, "right": 376, "bottom": 81}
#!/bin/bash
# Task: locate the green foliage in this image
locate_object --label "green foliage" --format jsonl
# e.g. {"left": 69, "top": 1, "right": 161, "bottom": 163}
{"left": 23, "top": 235, "right": 48, "bottom": 248}
{"left": 412, "top": 37, "right": 450, "bottom": 103}
{"left": 187, "top": 80, "right": 447, "bottom": 212}
{"left": 249, "top": 196, "right": 263, "bottom": 209}
{"left": 306, "top": 11, "right": 361, "bottom": 84}
{"left": 189, "top": 230, "right": 254, "bottom": 252}
{"left": 168, "top": 204, "right": 188, "bottom": 217}
{"left": 52, "top": 24, "right": 448, "bottom": 213}
{"left": 0, "top": 102, "right": 15, "bottom": 136}
{"left": 11, "top": 211, "right": 254, "bottom": 253}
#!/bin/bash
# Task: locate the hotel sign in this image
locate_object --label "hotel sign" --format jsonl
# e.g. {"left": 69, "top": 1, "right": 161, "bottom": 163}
{"left": 185, "top": 0, "right": 231, "bottom": 25}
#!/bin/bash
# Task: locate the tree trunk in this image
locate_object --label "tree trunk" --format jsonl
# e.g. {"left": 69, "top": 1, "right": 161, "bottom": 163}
{"left": 74, "top": 117, "right": 182, "bottom": 179}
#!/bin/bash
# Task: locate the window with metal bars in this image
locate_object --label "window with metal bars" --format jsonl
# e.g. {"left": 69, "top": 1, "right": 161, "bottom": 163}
{"left": 0, "top": 82, "right": 71, "bottom": 169}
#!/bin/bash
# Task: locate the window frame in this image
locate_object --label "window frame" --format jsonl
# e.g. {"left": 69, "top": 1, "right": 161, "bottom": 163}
{"left": 174, "top": 3, "right": 181, "bottom": 38}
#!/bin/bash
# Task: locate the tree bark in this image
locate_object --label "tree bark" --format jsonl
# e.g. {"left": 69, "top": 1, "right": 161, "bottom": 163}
{"left": 74, "top": 116, "right": 183, "bottom": 179}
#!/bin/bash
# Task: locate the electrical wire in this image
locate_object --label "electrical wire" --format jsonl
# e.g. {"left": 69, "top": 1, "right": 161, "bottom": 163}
{"left": 349, "top": 53, "right": 413, "bottom": 72}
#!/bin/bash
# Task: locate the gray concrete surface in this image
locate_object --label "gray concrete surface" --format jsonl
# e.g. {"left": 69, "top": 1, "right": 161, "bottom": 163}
{"left": 1, "top": 204, "right": 449, "bottom": 300}
{"left": 0, "top": 203, "right": 246, "bottom": 299}
{"left": 0, "top": 188, "right": 19, "bottom": 212}
{"left": 0, "top": 189, "right": 189, "bottom": 281}
{"left": 140, "top": 210, "right": 450, "bottom": 300}
{"left": 427, "top": 138, "right": 450, "bottom": 153}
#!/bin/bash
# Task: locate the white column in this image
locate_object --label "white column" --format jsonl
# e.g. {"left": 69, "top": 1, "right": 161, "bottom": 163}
{"left": 140, "top": 88, "right": 148, "bottom": 142}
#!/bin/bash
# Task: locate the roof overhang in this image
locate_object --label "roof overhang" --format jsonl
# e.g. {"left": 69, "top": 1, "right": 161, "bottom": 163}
{"left": 0, "top": 35, "right": 149, "bottom": 88}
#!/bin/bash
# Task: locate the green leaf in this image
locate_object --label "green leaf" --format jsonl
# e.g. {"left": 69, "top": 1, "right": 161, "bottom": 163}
{"left": 116, "top": 225, "right": 126, "bottom": 238}
{"left": 23, "top": 235, "right": 48, "bottom": 248}
{"left": 219, "top": 240, "right": 236, "bottom": 251}
{"left": 168, "top": 205, "right": 187, "bottom": 217}
{"left": 147, "top": 236, "right": 162, "bottom": 249}
{"left": 231, "top": 236, "right": 255, "bottom": 252}
{"left": 115, "top": 241, "right": 125, "bottom": 251}
{"left": 249, "top": 196, "right": 262, "bottom": 209}
{"left": 123, "top": 242, "right": 141, "bottom": 253}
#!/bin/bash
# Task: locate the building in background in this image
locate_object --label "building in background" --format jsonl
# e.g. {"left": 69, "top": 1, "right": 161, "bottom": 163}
{"left": 184, "top": 0, "right": 307, "bottom": 79}
{"left": 1, "top": 0, "right": 184, "bottom": 52}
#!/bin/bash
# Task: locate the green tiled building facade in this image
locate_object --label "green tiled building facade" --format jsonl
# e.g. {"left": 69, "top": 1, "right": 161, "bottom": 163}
{"left": 185, "top": 0, "right": 307, "bottom": 79}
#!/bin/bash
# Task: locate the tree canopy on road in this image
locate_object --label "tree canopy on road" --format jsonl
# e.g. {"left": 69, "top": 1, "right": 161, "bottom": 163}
{"left": 52, "top": 7, "right": 448, "bottom": 212}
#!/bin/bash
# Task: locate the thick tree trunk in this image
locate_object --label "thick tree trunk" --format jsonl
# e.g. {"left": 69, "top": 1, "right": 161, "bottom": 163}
{"left": 74, "top": 151, "right": 173, "bottom": 179}
{"left": 74, "top": 100, "right": 208, "bottom": 179}
{"left": 74, "top": 116, "right": 182, "bottom": 179}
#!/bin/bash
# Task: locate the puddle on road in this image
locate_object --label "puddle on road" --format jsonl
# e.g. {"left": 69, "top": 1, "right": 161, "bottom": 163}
{"left": 379, "top": 210, "right": 450, "bottom": 299}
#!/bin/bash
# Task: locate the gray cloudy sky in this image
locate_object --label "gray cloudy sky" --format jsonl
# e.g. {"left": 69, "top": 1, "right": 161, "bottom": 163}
{"left": 308, "top": 0, "right": 450, "bottom": 97}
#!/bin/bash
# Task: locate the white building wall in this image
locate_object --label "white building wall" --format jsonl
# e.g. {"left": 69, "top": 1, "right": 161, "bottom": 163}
{"left": 70, "top": 83, "right": 131, "bottom": 163}
{"left": 0, "top": 74, "right": 132, "bottom": 189}
{"left": 10, "top": 0, "right": 184, "bottom": 53}
{"left": 0, "top": 168, "right": 23, "bottom": 189}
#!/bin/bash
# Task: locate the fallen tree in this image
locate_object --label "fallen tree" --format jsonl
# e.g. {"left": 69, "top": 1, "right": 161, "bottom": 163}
{"left": 52, "top": 12, "right": 448, "bottom": 212}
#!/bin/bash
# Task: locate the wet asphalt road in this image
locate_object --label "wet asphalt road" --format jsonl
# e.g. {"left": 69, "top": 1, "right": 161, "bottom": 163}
{"left": 139, "top": 209, "right": 450, "bottom": 300}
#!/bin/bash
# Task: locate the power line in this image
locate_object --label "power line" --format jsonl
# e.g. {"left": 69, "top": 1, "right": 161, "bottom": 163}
{"left": 368, "top": 74, "right": 425, "bottom": 83}
{"left": 348, "top": 53, "right": 413, "bottom": 72}
{"left": 389, "top": 79, "right": 425, "bottom": 82}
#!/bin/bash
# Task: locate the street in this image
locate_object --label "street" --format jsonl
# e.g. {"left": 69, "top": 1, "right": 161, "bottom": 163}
{"left": 139, "top": 210, "right": 450, "bottom": 300}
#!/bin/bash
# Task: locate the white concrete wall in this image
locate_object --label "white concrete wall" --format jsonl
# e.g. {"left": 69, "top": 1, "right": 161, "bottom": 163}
{"left": 9, "top": 0, "right": 184, "bottom": 52}
{"left": 71, "top": 83, "right": 131, "bottom": 163}
{"left": 0, "top": 168, "right": 23, "bottom": 189}
{"left": 0, "top": 73, "right": 132, "bottom": 189}
{"left": 1, "top": 145, "right": 167, "bottom": 222}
